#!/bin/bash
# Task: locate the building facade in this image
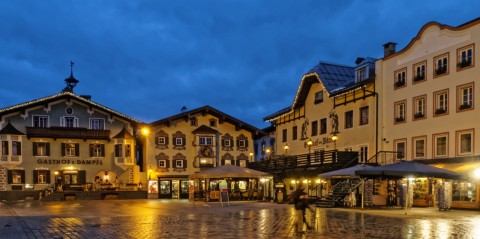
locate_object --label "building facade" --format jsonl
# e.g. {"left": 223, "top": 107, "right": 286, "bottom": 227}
{"left": 377, "top": 19, "right": 480, "bottom": 209}
{"left": 144, "top": 106, "right": 263, "bottom": 199}
{"left": 0, "top": 75, "right": 143, "bottom": 196}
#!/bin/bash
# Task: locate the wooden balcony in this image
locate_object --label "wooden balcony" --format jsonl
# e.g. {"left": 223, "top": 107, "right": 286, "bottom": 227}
{"left": 26, "top": 127, "right": 111, "bottom": 141}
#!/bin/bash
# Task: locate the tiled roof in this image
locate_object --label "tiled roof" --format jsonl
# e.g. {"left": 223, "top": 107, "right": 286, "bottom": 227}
{"left": 192, "top": 125, "right": 218, "bottom": 134}
{"left": 306, "top": 61, "right": 355, "bottom": 93}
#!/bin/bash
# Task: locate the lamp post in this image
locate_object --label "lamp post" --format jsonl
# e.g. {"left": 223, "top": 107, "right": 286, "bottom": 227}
{"left": 331, "top": 134, "right": 338, "bottom": 150}
{"left": 266, "top": 148, "right": 271, "bottom": 159}
{"left": 249, "top": 152, "right": 253, "bottom": 161}
{"left": 140, "top": 126, "right": 150, "bottom": 181}
{"left": 284, "top": 144, "right": 289, "bottom": 155}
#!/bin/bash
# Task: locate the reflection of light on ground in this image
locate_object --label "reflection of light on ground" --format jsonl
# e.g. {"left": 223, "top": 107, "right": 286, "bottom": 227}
{"left": 419, "top": 219, "right": 432, "bottom": 239}
{"left": 435, "top": 219, "right": 451, "bottom": 239}
{"left": 471, "top": 218, "right": 480, "bottom": 238}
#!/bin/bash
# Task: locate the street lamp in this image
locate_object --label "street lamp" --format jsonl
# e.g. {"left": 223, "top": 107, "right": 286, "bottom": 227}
{"left": 331, "top": 134, "right": 338, "bottom": 150}
{"left": 284, "top": 144, "right": 289, "bottom": 155}
{"left": 249, "top": 152, "right": 253, "bottom": 161}
{"left": 266, "top": 148, "right": 271, "bottom": 159}
{"left": 307, "top": 139, "right": 313, "bottom": 154}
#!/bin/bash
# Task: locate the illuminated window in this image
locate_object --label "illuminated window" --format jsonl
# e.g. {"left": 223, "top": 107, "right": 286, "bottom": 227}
{"left": 90, "top": 144, "right": 105, "bottom": 157}
{"left": 433, "top": 133, "right": 448, "bottom": 158}
{"left": 62, "top": 143, "right": 78, "bottom": 157}
{"left": 33, "top": 142, "right": 50, "bottom": 156}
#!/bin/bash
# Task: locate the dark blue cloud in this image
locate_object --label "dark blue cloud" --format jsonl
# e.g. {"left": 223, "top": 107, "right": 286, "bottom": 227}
{"left": 1, "top": 0, "right": 479, "bottom": 128}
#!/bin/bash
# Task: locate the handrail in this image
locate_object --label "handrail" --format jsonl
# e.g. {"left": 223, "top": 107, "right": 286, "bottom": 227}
{"left": 365, "top": 151, "right": 400, "bottom": 165}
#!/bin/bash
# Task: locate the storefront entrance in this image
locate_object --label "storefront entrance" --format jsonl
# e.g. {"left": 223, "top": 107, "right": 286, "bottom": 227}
{"left": 158, "top": 178, "right": 189, "bottom": 199}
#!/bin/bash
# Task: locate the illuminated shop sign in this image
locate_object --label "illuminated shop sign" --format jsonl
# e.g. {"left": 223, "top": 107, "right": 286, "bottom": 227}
{"left": 37, "top": 159, "right": 103, "bottom": 165}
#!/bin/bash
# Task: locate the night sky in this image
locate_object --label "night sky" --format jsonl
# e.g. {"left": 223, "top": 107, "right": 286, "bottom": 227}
{"left": 1, "top": 1, "right": 478, "bottom": 129}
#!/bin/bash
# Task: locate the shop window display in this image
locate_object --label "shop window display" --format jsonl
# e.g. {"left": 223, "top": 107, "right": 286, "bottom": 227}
{"left": 452, "top": 181, "right": 476, "bottom": 202}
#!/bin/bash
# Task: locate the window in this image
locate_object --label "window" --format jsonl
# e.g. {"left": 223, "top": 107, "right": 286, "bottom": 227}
{"left": 359, "top": 106, "right": 369, "bottom": 125}
{"left": 175, "top": 160, "right": 183, "bottom": 168}
{"left": 115, "top": 144, "right": 123, "bottom": 157}
{"left": 8, "top": 169, "right": 24, "bottom": 184}
{"left": 320, "top": 118, "right": 327, "bottom": 135}
{"left": 34, "top": 170, "right": 50, "bottom": 184}
{"left": 356, "top": 67, "right": 367, "bottom": 82}
{"left": 238, "top": 140, "right": 246, "bottom": 148}
{"left": 394, "top": 68, "right": 406, "bottom": 88}
{"left": 457, "top": 44, "right": 474, "bottom": 69}
{"left": 413, "top": 95, "right": 426, "bottom": 120}
{"left": 413, "top": 61, "right": 426, "bottom": 82}
{"left": 11, "top": 141, "right": 21, "bottom": 156}
{"left": 457, "top": 83, "right": 473, "bottom": 111}
{"left": 60, "top": 116, "right": 79, "bottom": 128}
{"left": 158, "top": 159, "right": 167, "bottom": 168}
{"left": 434, "top": 89, "right": 449, "bottom": 115}
{"left": 175, "top": 137, "right": 184, "bottom": 146}
{"left": 90, "top": 144, "right": 105, "bottom": 157}
{"left": 314, "top": 91, "right": 324, "bottom": 104}
{"left": 209, "top": 119, "right": 217, "bottom": 127}
{"left": 1, "top": 141, "right": 8, "bottom": 156}
{"left": 394, "top": 140, "right": 406, "bottom": 160}
{"left": 282, "top": 129, "right": 287, "bottom": 143}
{"left": 292, "top": 126, "right": 298, "bottom": 140}
{"left": 33, "top": 142, "right": 50, "bottom": 156}
{"left": 457, "top": 130, "right": 473, "bottom": 156}
{"left": 190, "top": 117, "right": 197, "bottom": 126}
{"left": 62, "top": 143, "right": 79, "bottom": 157}
{"left": 89, "top": 118, "right": 105, "bottom": 130}
{"left": 433, "top": 133, "right": 448, "bottom": 158}
{"left": 311, "top": 121, "right": 318, "bottom": 136}
{"left": 359, "top": 146, "right": 368, "bottom": 163}
{"left": 199, "top": 137, "right": 213, "bottom": 146}
{"left": 434, "top": 53, "right": 449, "bottom": 76}
{"left": 345, "top": 111, "right": 353, "bottom": 129}
{"left": 33, "top": 115, "right": 49, "bottom": 128}
{"left": 157, "top": 137, "right": 166, "bottom": 145}
{"left": 413, "top": 136, "right": 426, "bottom": 159}
{"left": 125, "top": 144, "right": 132, "bottom": 157}
{"left": 394, "top": 100, "right": 406, "bottom": 123}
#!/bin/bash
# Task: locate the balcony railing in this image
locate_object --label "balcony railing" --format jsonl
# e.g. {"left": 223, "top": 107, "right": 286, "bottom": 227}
{"left": 26, "top": 127, "right": 110, "bottom": 141}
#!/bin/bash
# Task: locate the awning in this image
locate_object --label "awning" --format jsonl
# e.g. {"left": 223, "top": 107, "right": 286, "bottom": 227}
{"left": 430, "top": 162, "right": 480, "bottom": 179}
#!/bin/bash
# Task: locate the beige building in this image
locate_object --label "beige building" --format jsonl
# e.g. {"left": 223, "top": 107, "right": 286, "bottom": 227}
{"left": 0, "top": 74, "right": 143, "bottom": 199}
{"left": 144, "top": 106, "right": 263, "bottom": 199}
{"left": 377, "top": 19, "right": 480, "bottom": 209}
{"left": 264, "top": 59, "right": 377, "bottom": 195}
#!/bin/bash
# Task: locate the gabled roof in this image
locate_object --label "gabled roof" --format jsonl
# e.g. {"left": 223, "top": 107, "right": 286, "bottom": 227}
{"left": 150, "top": 105, "right": 263, "bottom": 136}
{"left": 0, "top": 91, "right": 142, "bottom": 124}
{"left": 192, "top": 125, "right": 218, "bottom": 134}
{"left": 263, "top": 106, "right": 291, "bottom": 122}
{"left": 0, "top": 122, "right": 25, "bottom": 135}
{"left": 112, "top": 127, "right": 135, "bottom": 139}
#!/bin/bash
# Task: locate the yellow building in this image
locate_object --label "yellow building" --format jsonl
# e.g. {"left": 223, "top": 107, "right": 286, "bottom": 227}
{"left": 377, "top": 19, "right": 480, "bottom": 209}
{"left": 264, "top": 59, "right": 377, "bottom": 196}
{"left": 144, "top": 106, "right": 263, "bottom": 199}
{"left": 0, "top": 73, "right": 143, "bottom": 200}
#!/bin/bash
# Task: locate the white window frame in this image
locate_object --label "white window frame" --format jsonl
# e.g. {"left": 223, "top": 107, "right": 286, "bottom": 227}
{"left": 33, "top": 115, "right": 49, "bottom": 128}
{"left": 395, "top": 68, "right": 406, "bottom": 87}
{"left": 434, "top": 53, "right": 449, "bottom": 76}
{"left": 60, "top": 116, "right": 79, "bottom": 128}
{"left": 35, "top": 142, "right": 48, "bottom": 157}
{"left": 457, "top": 44, "right": 474, "bottom": 69}
{"left": 238, "top": 139, "right": 246, "bottom": 148}
{"left": 394, "top": 139, "right": 406, "bottom": 161}
{"left": 175, "top": 160, "right": 183, "bottom": 168}
{"left": 356, "top": 67, "right": 367, "bottom": 82}
{"left": 89, "top": 118, "right": 105, "bottom": 130}
{"left": 457, "top": 130, "right": 474, "bottom": 156}
{"left": 412, "top": 136, "right": 426, "bottom": 159}
{"left": 11, "top": 141, "right": 21, "bottom": 156}
{"left": 433, "top": 133, "right": 448, "bottom": 158}
{"left": 457, "top": 83, "right": 473, "bottom": 111}
{"left": 413, "top": 61, "right": 426, "bottom": 82}
{"left": 175, "top": 137, "right": 183, "bottom": 146}
{"left": 314, "top": 91, "right": 324, "bottom": 104}
{"left": 434, "top": 90, "right": 449, "bottom": 115}
{"left": 158, "top": 160, "right": 166, "bottom": 168}
{"left": 394, "top": 100, "right": 406, "bottom": 123}
{"left": 158, "top": 137, "right": 166, "bottom": 145}
{"left": 199, "top": 136, "right": 213, "bottom": 146}
{"left": 64, "top": 143, "right": 76, "bottom": 157}
{"left": 92, "top": 144, "right": 103, "bottom": 157}
{"left": 413, "top": 95, "right": 426, "bottom": 119}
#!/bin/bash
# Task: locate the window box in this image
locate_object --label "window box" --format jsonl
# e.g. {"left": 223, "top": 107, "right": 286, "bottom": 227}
{"left": 459, "top": 103, "right": 472, "bottom": 110}
{"left": 435, "top": 66, "right": 447, "bottom": 75}
{"left": 414, "top": 113, "right": 424, "bottom": 119}
{"left": 435, "top": 108, "right": 446, "bottom": 115}
{"left": 395, "top": 117, "right": 404, "bottom": 123}
{"left": 458, "top": 60, "right": 472, "bottom": 68}
{"left": 413, "top": 75, "right": 425, "bottom": 82}
{"left": 395, "top": 80, "right": 405, "bottom": 88}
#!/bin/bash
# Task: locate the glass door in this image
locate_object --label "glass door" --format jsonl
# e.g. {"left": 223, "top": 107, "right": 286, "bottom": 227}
{"left": 159, "top": 180, "right": 171, "bottom": 199}
{"left": 172, "top": 180, "right": 179, "bottom": 199}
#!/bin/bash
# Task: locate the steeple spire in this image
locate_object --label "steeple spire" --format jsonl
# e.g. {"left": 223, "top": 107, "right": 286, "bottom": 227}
{"left": 62, "top": 61, "right": 79, "bottom": 93}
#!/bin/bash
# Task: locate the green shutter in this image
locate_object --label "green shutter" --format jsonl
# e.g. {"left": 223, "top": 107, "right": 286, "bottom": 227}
{"left": 33, "top": 142, "right": 38, "bottom": 156}
{"left": 77, "top": 170, "right": 86, "bottom": 184}
{"left": 89, "top": 144, "right": 94, "bottom": 157}
{"left": 100, "top": 144, "right": 105, "bottom": 157}
{"left": 7, "top": 170, "right": 12, "bottom": 184}
{"left": 33, "top": 170, "right": 38, "bottom": 184}
{"left": 75, "top": 144, "right": 80, "bottom": 157}
{"left": 17, "top": 142, "right": 21, "bottom": 156}
{"left": 61, "top": 143, "right": 65, "bottom": 156}
{"left": 183, "top": 159, "right": 187, "bottom": 168}
{"left": 46, "top": 143, "right": 50, "bottom": 156}
{"left": 46, "top": 170, "right": 51, "bottom": 184}
{"left": 21, "top": 170, "right": 25, "bottom": 184}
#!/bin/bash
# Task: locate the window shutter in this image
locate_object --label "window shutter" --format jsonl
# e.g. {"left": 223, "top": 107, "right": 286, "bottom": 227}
{"left": 155, "top": 137, "right": 159, "bottom": 145}
{"left": 21, "top": 170, "right": 25, "bottom": 184}
{"left": 166, "top": 160, "right": 170, "bottom": 168}
{"left": 7, "top": 170, "right": 12, "bottom": 184}
{"left": 221, "top": 159, "right": 225, "bottom": 165}
{"left": 61, "top": 143, "right": 65, "bottom": 156}
{"left": 236, "top": 140, "right": 240, "bottom": 147}
{"left": 60, "top": 117, "right": 65, "bottom": 127}
{"left": 74, "top": 118, "right": 79, "bottom": 127}
{"left": 221, "top": 139, "right": 225, "bottom": 147}
{"left": 33, "top": 142, "right": 38, "bottom": 156}
{"left": 100, "top": 144, "right": 105, "bottom": 157}
{"left": 245, "top": 140, "right": 249, "bottom": 147}
{"left": 78, "top": 170, "right": 86, "bottom": 184}
{"left": 182, "top": 137, "right": 186, "bottom": 146}
{"left": 33, "top": 170, "right": 38, "bottom": 184}
{"left": 46, "top": 170, "right": 51, "bottom": 184}
{"left": 75, "top": 144, "right": 80, "bottom": 156}
{"left": 89, "top": 144, "right": 94, "bottom": 157}
{"left": 166, "top": 136, "right": 169, "bottom": 145}
{"left": 46, "top": 143, "right": 50, "bottom": 156}
{"left": 183, "top": 160, "right": 187, "bottom": 168}
{"left": 3, "top": 141, "right": 8, "bottom": 155}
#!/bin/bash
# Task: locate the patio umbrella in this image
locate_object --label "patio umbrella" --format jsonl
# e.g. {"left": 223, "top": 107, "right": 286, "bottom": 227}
{"left": 354, "top": 160, "right": 463, "bottom": 180}
{"left": 318, "top": 164, "right": 373, "bottom": 179}
{"left": 189, "top": 165, "right": 269, "bottom": 179}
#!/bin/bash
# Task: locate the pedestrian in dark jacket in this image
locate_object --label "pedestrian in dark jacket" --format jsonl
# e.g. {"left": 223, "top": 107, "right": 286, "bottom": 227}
{"left": 291, "top": 184, "right": 313, "bottom": 233}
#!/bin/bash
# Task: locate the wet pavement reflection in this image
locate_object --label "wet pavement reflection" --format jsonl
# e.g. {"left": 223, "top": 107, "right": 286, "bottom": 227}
{"left": 0, "top": 200, "right": 479, "bottom": 238}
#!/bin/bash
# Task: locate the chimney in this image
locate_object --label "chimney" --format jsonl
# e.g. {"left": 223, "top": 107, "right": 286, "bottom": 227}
{"left": 383, "top": 42, "right": 397, "bottom": 57}
{"left": 80, "top": 95, "right": 92, "bottom": 100}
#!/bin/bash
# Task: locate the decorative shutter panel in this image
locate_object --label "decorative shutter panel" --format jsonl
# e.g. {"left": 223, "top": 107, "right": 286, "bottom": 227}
{"left": 21, "top": 170, "right": 25, "bottom": 184}
{"left": 61, "top": 143, "right": 65, "bottom": 156}
{"left": 46, "top": 170, "right": 51, "bottom": 184}
{"left": 17, "top": 142, "right": 21, "bottom": 155}
{"left": 7, "top": 170, "right": 12, "bottom": 184}
{"left": 78, "top": 170, "right": 86, "bottom": 184}
{"left": 183, "top": 160, "right": 187, "bottom": 168}
{"left": 75, "top": 144, "right": 79, "bottom": 156}
{"left": 46, "top": 143, "right": 50, "bottom": 156}
{"left": 221, "top": 159, "right": 225, "bottom": 165}
{"left": 245, "top": 139, "right": 249, "bottom": 147}
{"left": 33, "top": 170, "right": 38, "bottom": 184}
{"left": 33, "top": 142, "right": 38, "bottom": 156}
{"left": 3, "top": 141, "right": 8, "bottom": 155}
{"left": 60, "top": 117, "right": 65, "bottom": 127}
{"left": 182, "top": 137, "right": 186, "bottom": 146}
{"left": 74, "top": 118, "right": 79, "bottom": 127}
{"left": 221, "top": 139, "right": 225, "bottom": 147}
{"left": 155, "top": 137, "right": 159, "bottom": 145}
{"left": 166, "top": 136, "right": 169, "bottom": 145}
{"left": 166, "top": 160, "right": 170, "bottom": 168}
{"left": 100, "top": 144, "right": 105, "bottom": 157}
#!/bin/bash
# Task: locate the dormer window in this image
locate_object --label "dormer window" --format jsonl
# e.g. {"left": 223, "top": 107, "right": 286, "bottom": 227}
{"left": 314, "top": 91, "right": 324, "bottom": 104}
{"left": 356, "top": 67, "right": 367, "bottom": 82}
{"left": 209, "top": 119, "right": 217, "bottom": 127}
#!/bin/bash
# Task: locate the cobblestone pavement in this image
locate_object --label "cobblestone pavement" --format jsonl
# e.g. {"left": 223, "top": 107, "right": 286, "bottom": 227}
{"left": 1, "top": 199, "right": 479, "bottom": 239}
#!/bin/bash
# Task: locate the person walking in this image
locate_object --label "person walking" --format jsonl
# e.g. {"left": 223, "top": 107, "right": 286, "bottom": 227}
{"left": 291, "top": 184, "right": 313, "bottom": 233}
